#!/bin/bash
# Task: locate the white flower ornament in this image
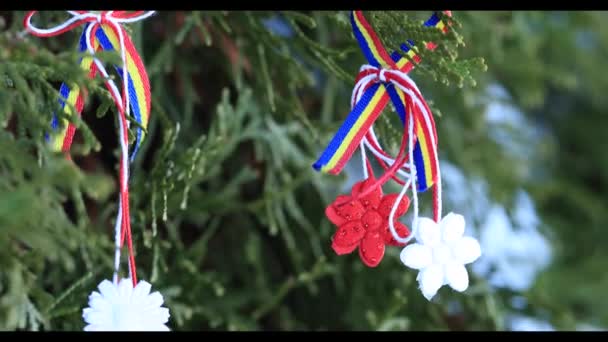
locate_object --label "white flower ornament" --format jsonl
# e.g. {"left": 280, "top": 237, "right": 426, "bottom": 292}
{"left": 83, "top": 279, "right": 170, "bottom": 331}
{"left": 400, "top": 213, "right": 481, "bottom": 300}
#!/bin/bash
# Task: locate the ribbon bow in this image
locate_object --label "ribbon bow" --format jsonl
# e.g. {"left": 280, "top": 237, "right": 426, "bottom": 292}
{"left": 314, "top": 11, "right": 451, "bottom": 243}
{"left": 24, "top": 10, "right": 155, "bottom": 287}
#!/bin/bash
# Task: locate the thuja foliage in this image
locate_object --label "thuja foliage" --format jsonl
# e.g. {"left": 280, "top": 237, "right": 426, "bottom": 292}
{"left": 0, "top": 10, "right": 607, "bottom": 330}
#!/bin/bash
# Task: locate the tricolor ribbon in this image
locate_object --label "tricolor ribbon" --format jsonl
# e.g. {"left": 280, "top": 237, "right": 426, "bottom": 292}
{"left": 24, "top": 11, "right": 155, "bottom": 287}
{"left": 314, "top": 11, "right": 452, "bottom": 242}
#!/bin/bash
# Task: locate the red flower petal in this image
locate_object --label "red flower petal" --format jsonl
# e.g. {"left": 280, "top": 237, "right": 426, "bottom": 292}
{"left": 352, "top": 177, "right": 382, "bottom": 209}
{"left": 377, "top": 194, "right": 410, "bottom": 219}
{"left": 325, "top": 206, "right": 344, "bottom": 226}
{"left": 331, "top": 221, "right": 366, "bottom": 255}
{"left": 333, "top": 199, "right": 365, "bottom": 222}
{"left": 350, "top": 178, "right": 370, "bottom": 195}
{"left": 331, "top": 239, "right": 359, "bottom": 255}
{"left": 325, "top": 195, "right": 352, "bottom": 226}
{"left": 333, "top": 194, "right": 352, "bottom": 206}
{"left": 361, "top": 210, "right": 382, "bottom": 231}
{"left": 383, "top": 221, "right": 411, "bottom": 246}
{"left": 358, "top": 229, "right": 385, "bottom": 267}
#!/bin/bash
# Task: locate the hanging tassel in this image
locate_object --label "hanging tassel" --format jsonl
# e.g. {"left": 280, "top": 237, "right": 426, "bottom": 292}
{"left": 24, "top": 10, "right": 170, "bottom": 328}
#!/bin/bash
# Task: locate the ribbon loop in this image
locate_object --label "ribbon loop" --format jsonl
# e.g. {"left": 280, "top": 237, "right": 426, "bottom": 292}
{"left": 378, "top": 69, "right": 388, "bottom": 83}
{"left": 24, "top": 11, "right": 95, "bottom": 37}
{"left": 98, "top": 12, "right": 110, "bottom": 25}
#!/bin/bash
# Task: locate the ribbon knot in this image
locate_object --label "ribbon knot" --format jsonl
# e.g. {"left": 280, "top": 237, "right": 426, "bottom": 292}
{"left": 377, "top": 68, "right": 389, "bottom": 83}
{"left": 97, "top": 11, "right": 110, "bottom": 25}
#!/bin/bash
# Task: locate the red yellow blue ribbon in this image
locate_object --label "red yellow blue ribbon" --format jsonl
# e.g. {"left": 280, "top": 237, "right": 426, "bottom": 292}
{"left": 49, "top": 29, "right": 99, "bottom": 152}
{"left": 29, "top": 13, "right": 151, "bottom": 161}
{"left": 350, "top": 10, "right": 397, "bottom": 69}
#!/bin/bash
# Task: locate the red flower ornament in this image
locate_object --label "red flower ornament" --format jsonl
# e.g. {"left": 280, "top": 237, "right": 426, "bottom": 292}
{"left": 326, "top": 177, "right": 411, "bottom": 267}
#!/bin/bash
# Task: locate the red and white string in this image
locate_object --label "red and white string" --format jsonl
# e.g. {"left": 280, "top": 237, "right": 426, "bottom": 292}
{"left": 349, "top": 65, "right": 443, "bottom": 244}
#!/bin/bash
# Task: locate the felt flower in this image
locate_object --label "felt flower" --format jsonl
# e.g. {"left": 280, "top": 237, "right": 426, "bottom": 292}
{"left": 400, "top": 213, "right": 481, "bottom": 300}
{"left": 82, "top": 279, "right": 170, "bottom": 331}
{"left": 326, "top": 176, "right": 411, "bottom": 267}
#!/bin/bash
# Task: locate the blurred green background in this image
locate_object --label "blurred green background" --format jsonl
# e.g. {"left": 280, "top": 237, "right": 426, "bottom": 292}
{"left": 0, "top": 10, "right": 607, "bottom": 331}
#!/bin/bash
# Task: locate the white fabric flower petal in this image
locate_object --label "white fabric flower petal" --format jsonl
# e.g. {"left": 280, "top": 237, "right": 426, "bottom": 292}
{"left": 117, "top": 279, "right": 133, "bottom": 301}
{"left": 416, "top": 217, "right": 441, "bottom": 247}
{"left": 83, "top": 310, "right": 109, "bottom": 327}
{"left": 440, "top": 212, "right": 465, "bottom": 243}
{"left": 146, "top": 307, "right": 171, "bottom": 326}
{"left": 132, "top": 281, "right": 152, "bottom": 305}
{"left": 84, "top": 324, "right": 102, "bottom": 331}
{"left": 97, "top": 280, "right": 118, "bottom": 302}
{"left": 82, "top": 278, "right": 170, "bottom": 331}
{"left": 82, "top": 308, "right": 93, "bottom": 321}
{"left": 452, "top": 236, "right": 482, "bottom": 264}
{"left": 444, "top": 262, "right": 469, "bottom": 292}
{"left": 88, "top": 295, "right": 111, "bottom": 312}
{"left": 157, "top": 307, "right": 171, "bottom": 321}
{"left": 418, "top": 263, "right": 444, "bottom": 301}
{"left": 144, "top": 292, "right": 165, "bottom": 311}
{"left": 400, "top": 244, "right": 433, "bottom": 270}
{"left": 134, "top": 281, "right": 152, "bottom": 297}
{"left": 89, "top": 291, "right": 102, "bottom": 300}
